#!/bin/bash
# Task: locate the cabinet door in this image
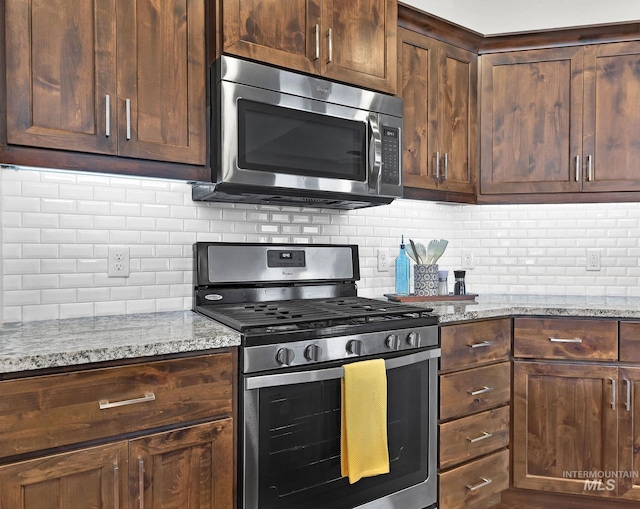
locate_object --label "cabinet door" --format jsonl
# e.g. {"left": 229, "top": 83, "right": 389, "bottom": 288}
{"left": 117, "top": 0, "right": 207, "bottom": 165}
{"left": 437, "top": 43, "right": 477, "bottom": 195}
{"left": 321, "top": 0, "right": 397, "bottom": 94}
{"left": 222, "top": 0, "right": 322, "bottom": 75}
{"left": 619, "top": 367, "right": 640, "bottom": 500}
{"left": 130, "top": 418, "right": 234, "bottom": 509}
{"left": 513, "top": 361, "right": 618, "bottom": 496}
{"left": 0, "top": 442, "right": 127, "bottom": 509}
{"left": 398, "top": 28, "right": 439, "bottom": 190}
{"left": 480, "top": 48, "right": 583, "bottom": 194}
{"left": 583, "top": 41, "right": 640, "bottom": 192}
{"left": 5, "top": 0, "right": 117, "bottom": 154}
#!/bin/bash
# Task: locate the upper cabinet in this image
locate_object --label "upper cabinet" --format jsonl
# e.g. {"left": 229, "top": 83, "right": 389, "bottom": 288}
{"left": 480, "top": 41, "right": 640, "bottom": 197}
{"left": 5, "top": 0, "right": 207, "bottom": 167}
{"left": 399, "top": 28, "right": 477, "bottom": 201}
{"left": 221, "top": 0, "right": 397, "bottom": 94}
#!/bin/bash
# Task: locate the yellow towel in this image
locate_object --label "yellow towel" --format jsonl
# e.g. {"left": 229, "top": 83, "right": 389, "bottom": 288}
{"left": 341, "top": 359, "right": 390, "bottom": 484}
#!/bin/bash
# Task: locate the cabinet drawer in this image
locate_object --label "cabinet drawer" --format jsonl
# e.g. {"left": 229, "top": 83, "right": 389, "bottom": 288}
{"left": 513, "top": 317, "right": 617, "bottom": 361}
{"left": 441, "top": 319, "right": 511, "bottom": 371}
{"left": 439, "top": 449, "right": 509, "bottom": 509}
{"left": 439, "top": 406, "right": 510, "bottom": 470}
{"left": 440, "top": 362, "right": 510, "bottom": 420}
{"left": 620, "top": 322, "right": 640, "bottom": 362}
{"left": 0, "top": 352, "right": 234, "bottom": 458}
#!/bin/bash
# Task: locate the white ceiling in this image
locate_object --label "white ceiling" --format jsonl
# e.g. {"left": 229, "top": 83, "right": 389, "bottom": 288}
{"left": 402, "top": 0, "right": 640, "bottom": 35}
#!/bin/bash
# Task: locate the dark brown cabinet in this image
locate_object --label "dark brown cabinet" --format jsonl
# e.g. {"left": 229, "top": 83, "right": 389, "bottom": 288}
{"left": 5, "top": 0, "right": 207, "bottom": 166}
{"left": 221, "top": 0, "right": 397, "bottom": 94}
{"left": 399, "top": 28, "right": 477, "bottom": 200}
{"left": 480, "top": 41, "right": 640, "bottom": 197}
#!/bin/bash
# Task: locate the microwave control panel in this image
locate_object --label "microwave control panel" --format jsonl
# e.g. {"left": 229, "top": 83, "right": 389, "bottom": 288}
{"left": 381, "top": 127, "right": 400, "bottom": 185}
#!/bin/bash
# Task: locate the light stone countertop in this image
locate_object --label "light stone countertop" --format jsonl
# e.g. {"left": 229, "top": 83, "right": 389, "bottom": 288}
{"left": 0, "top": 311, "right": 240, "bottom": 374}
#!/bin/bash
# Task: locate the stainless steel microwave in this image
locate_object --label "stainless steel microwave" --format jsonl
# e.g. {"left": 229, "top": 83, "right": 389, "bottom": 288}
{"left": 191, "top": 56, "right": 403, "bottom": 209}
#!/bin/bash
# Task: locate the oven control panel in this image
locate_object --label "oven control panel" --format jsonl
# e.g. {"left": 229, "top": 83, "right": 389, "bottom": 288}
{"left": 244, "top": 325, "right": 439, "bottom": 374}
{"left": 267, "top": 249, "right": 306, "bottom": 268}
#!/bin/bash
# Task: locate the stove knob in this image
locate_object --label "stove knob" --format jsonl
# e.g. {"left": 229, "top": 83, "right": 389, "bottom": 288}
{"left": 276, "top": 348, "right": 295, "bottom": 366}
{"left": 304, "top": 344, "right": 322, "bottom": 362}
{"left": 385, "top": 334, "right": 400, "bottom": 350}
{"left": 346, "top": 339, "right": 364, "bottom": 356}
{"left": 407, "top": 331, "right": 421, "bottom": 347}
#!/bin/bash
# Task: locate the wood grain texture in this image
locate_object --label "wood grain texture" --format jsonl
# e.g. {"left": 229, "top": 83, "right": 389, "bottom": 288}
{"left": 440, "top": 361, "right": 510, "bottom": 421}
{"left": 618, "top": 367, "right": 640, "bottom": 501}
{"left": 620, "top": 322, "right": 640, "bottom": 362}
{"left": 440, "top": 318, "right": 511, "bottom": 372}
{"left": 500, "top": 487, "right": 640, "bottom": 508}
{"left": 513, "top": 317, "right": 618, "bottom": 361}
{"left": 0, "top": 353, "right": 233, "bottom": 459}
{"left": 439, "top": 406, "right": 510, "bottom": 470}
{"left": 512, "top": 361, "right": 618, "bottom": 496}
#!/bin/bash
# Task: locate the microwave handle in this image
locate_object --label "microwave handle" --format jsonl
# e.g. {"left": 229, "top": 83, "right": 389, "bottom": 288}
{"left": 368, "top": 113, "right": 383, "bottom": 194}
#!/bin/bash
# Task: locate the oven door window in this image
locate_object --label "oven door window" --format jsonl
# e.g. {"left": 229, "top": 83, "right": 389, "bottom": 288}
{"left": 251, "top": 358, "right": 432, "bottom": 509}
{"left": 237, "top": 99, "right": 367, "bottom": 181}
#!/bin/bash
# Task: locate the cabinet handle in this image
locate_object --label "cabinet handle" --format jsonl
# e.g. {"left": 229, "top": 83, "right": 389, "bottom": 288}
{"left": 467, "top": 431, "right": 493, "bottom": 443}
{"left": 626, "top": 379, "right": 631, "bottom": 412}
{"left": 468, "top": 386, "right": 492, "bottom": 396}
{"left": 327, "top": 28, "right": 333, "bottom": 63}
{"left": 114, "top": 464, "right": 119, "bottom": 509}
{"left": 99, "top": 392, "right": 156, "bottom": 410}
{"left": 443, "top": 152, "right": 448, "bottom": 180}
{"left": 466, "top": 477, "right": 492, "bottom": 492}
{"left": 587, "top": 154, "right": 593, "bottom": 181}
{"left": 314, "top": 24, "right": 320, "bottom": 60}
{"left": 575, "top": 155, "right": 580, "bottom": 182}
{"left": 138, "top": 458, "right": 145, "bottom": 509}
{"left": 549, "top": 337, "right": 582, "bottom": 343}
{"left": 126, "top": 98, "right": 131, "bottom": 140}
{"left": 434, "top": 151, "right": 440, "bottom": 180}
{"left": 469, "top": 341, "right": 493, "bottom": 349}
{"left": 611, "top": 378, "right": 617, "bottom": 410}
{"left": 105, "top": 95, "right": 111, "bottom": 137}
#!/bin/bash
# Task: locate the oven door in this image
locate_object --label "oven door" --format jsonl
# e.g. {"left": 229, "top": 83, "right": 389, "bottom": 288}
{"left": 217, "top": 80, "right": 402, "bottom": 199}
{"left": 241, "top": 349, "right": 439, "bottom": 509}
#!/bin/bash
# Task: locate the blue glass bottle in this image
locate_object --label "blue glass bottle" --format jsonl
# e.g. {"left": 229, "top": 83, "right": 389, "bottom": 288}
{"left": 395, "top": 235, "right": 410, "bottom": 296}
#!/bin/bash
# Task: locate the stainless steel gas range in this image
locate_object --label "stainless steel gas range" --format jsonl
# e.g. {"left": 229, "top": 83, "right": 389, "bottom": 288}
{"left": 193, "top": 242, "right": 440, "bottom": 509}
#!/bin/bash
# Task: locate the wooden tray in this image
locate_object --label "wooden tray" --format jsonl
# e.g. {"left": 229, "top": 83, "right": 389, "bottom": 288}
{"left": 384, "top": 293, "right": 478, "bottom": 303}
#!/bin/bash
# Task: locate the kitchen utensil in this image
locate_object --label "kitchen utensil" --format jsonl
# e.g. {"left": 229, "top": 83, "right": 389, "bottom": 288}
{"left": 425, "top": 240, "right": 438, "bottom": 264}
{"left": 409, "top": 239, "right": 423, "bottom": 264}
{"left": 431, "top": 239, "right": 449, "bottom": 265}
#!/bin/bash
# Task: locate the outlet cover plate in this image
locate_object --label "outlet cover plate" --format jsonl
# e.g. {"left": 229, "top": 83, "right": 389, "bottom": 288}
{"left": 586, "top": 249, "right": 601, "bottom": 271}
{"left": 108, "top": 246, "right": 130, "bottom": 277}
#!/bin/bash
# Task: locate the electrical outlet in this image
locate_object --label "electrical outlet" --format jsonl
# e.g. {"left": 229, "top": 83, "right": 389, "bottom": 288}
{"left": 108, "top": 246, "right": 130, "bottom": 277}
{"left": 377, "top": 248, "right": 389, "bottom": 272}
{"left": 586, "top": 249, "right": 601, "bottom": 271}
{"left": 462, "top": 251, "right": 474, "bottom": 269}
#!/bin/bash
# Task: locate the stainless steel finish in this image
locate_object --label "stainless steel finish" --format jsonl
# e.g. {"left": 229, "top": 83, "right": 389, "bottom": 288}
{"left": 138, "top": 459, "right": 144, "bottom": 509}
{"left": 245, "top": 348, "right": 441, "bottom": 390}
{"left": 276, "top": 348, "right": 295, "bottom": 366}
{"left": 125, "top": 99, "right": 131, "bottom": 140}
{"left": 549, "top": 337, "right": 583, "bottom": 343}
{"left": 243, "top": 325, "right": 439, "bottom": 374}
{"left": 114, "top": 464, "right": 119, "bottom": 509}
{"left": 99, "top": 392, "right": 155, "bottom": 410}
{"left": 386, "top": 334, "right": 400, "bottom": 350}
{"left": 443, "top": 152, "right": 448, "bottom": 180}
{"left": 434, "top": 151, "right": 440, "bottom": 180}
{"left": 205, "top": 244, "right": 356, "bottom": 284}
{"left": 468, "top": 386, "right": 493, "bottom": 396}
{"left": 467, "top": 431, "right": 493, "bottom": 443}
{"left": 105, "top": 95, "right": 110, "bottom": 137}
{"left": 466, "top": 478, "right": 492, "bottom": 492}
{"left": 327, "top": 28, "right": 333, "bottom": 63}
{"left": 626, "top": 378, "right": 631, "bottom": 412}
{"left": 407, "top": 331, "right": 420, "bottom": 346}
{"left": 314, "top": 24, "right": 320, "bottom": 60}
{"left": 611, "top": 378, "right": 617, "bottom": 410}
{"left": 368, "top": 112, "right": 383, "bottom": 195}
{"left": 587, "top": 154, "right": 593, "bottom": 181}
{"left": 304, "top": 344, "right": 322, "bottom": 361}
{"left": 575, "top": 155, "right": 580, "bottom": 182}
{"left": 470, "top": 340, "right": 493, "bottom": 349}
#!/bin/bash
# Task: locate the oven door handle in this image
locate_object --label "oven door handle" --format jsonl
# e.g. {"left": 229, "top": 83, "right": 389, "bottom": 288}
{"left": 245, "top": 348, "right": 441, "bottom": 390}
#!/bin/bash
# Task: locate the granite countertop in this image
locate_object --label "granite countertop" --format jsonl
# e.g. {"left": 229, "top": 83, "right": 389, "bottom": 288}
{"left": 0, "top": 311, "right": 240, "bottom": 374}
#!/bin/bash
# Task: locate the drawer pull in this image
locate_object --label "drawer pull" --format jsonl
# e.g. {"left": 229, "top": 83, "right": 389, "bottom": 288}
{"left": 466, "top": 477, "right": 492, "bottom": 492}
{"left": 99, "top": 392, "right": 156, "bottom": 410}
{"left": 549, "top": 337, "right": 583, "bottom": 343}
{"left": 467, "top": 431, "right": 493, "bottom": 443}
{"left": 468, "top": 386, "right": 492, "bottom": 396}
{"left": 469, "top": 341, "right": 493, "bottom": 349}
